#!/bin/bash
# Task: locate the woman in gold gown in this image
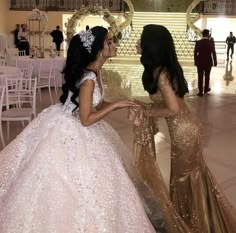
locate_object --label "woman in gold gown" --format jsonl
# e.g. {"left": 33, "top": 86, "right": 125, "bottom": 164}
{"left": 129, "top": 24, "right": 236, "bottom": 233}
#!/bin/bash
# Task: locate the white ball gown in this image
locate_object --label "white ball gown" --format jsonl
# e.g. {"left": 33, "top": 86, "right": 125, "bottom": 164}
{"left": 0, "top": 71, "right": 157, "bottom": 233}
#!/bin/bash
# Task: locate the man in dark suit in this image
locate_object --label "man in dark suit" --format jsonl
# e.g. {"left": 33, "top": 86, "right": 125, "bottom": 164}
{"left": 50, "top": 26, "right": 64, "bottom": 55}
{"left": 194, "top": 29, "right": 217, "bottom": 96}
{"left": 12, "top": 24, "right": 20, "bottom": 49}
{"left": 226, "top": 32, "right": 236, "bottom": 61}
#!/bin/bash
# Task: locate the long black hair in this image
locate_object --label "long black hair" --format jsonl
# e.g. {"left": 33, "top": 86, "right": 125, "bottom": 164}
{"left": 60, "top": 26, "right": 108, "bottom": 108}
{"left": 140, "top": 24, "right": 188, "bottom": 97}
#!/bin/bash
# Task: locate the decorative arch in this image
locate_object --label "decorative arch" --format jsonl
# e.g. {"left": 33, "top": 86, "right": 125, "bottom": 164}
{"left": 65, "top": 0, "right": 134, "bottom": 43}
{"left": 186, "top": 0, "right": 204, "bottom": 37}
{"left": 28, "top": 8, "right": 48, "bottom": 36}
{"left": 27, "top": 9, "right": 48, "bottom": 49}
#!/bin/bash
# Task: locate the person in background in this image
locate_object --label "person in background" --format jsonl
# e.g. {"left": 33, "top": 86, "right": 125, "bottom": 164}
{"left": 194, "top": 29, "right": 217, "bottom": 96}
{"left": 50, "top": 25, "right": 64, "bottom": 56}
{"left": 226, "top": 31, "right": 236, "bottom": 61}
{"left": 12, "top": 24, "right": 20, "bottom": 49}
{"left": 18, "top": 23, "right": 30, "bottom": 55}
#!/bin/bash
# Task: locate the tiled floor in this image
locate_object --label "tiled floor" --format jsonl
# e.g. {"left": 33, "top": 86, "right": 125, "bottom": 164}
{"left": 107, "top": 58, "right": 236, "bottom": 209}
{"left": 1, "top": 57, "right": 236, "bottom": 210}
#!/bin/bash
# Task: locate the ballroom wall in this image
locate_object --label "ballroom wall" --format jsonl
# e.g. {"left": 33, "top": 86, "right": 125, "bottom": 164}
{"left": 5, "top": 0, "right": 195, "bottom": 34}
{"left": 5, "top": 10, "right": 66, "bottom": 48}
{"left": 2, "top": 0, "right": 236, "bottom": 48}
{"left": 0, "top": 0, "right": 9, "bottom": 33}
{"left": 133, "top": 0, "right": 193, "bottom": 12}
{"left": 7, "top": 11, "right": 65, "bottom": 33}
{"left": 194, "top": 16, "right": 236, "bottom": 42}
{"left": 5, "top": 11, "right": 121, "bottom": 49}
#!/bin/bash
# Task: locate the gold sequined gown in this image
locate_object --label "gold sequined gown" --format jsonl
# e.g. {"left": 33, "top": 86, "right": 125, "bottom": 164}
{"left": 129, "top": 91, "right": 236, "bottom": 233}
{"left": 151, "top": 92, "right": 236, "bottom": 232}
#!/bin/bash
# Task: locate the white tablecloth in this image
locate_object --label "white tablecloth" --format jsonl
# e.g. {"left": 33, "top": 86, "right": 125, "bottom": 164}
{"left": 0, "top": 65, "right": 20, "bottom": 76}
{"left": 9, "top": 56, "right": 66, "bottom": 86}
{"left": 0, "top": 65, "right": 20, "bottom": 85}
{"left": 14, "top": 56, "right": 65, "bottom": 72}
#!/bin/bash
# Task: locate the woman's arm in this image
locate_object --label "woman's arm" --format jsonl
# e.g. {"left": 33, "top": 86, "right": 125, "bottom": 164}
{"left": 96, "top": 100, "right": 111, "bottom": 110}
{"left": 79, "top": 80, "right": 138, "bottom": 126}
{"left": 144, "top": 71, "right": 180, "bottom": 118}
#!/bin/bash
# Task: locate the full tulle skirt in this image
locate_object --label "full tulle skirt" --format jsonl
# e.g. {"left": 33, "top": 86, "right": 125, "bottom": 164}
{"left": 0, "top": 104, "right": 156, "bottom": 233}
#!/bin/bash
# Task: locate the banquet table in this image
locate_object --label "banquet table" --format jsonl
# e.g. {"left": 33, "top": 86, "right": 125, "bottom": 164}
{"left": 0, "top": 65, "right": 20, "bottom": 85}
{"left": 9, "top": 56, "right": 66, "bottom": 86}
{"left": 0, "top": 65, "right": 20, "bottom": 76}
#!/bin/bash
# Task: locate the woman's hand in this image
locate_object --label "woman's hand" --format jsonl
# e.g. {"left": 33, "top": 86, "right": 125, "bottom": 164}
{"left": 113, "top": 99, "right": 141, "bottom": 110}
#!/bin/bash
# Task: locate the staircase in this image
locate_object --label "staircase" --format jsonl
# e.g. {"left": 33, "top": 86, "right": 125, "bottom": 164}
{"left": 106, "top": 12, "right": 199, "bottom": 97}
{"left": 117, "top": 12, "right": 197, "bottom": 64}
{"left": 132, "top": 12, "right": 189, "bottom": 31}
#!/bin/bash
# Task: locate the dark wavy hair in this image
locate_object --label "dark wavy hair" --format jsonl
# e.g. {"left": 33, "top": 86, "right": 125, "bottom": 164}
{"left": 60, "top": 26, "right": 108, "bottom": 108}
{"left": 140, "top": 24, "right": 188, "bottom": 97}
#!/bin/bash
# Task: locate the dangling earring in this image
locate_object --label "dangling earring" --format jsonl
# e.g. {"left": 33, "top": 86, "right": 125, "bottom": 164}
{"left": 97, "top": 52, "right": 102, "bottom": 60}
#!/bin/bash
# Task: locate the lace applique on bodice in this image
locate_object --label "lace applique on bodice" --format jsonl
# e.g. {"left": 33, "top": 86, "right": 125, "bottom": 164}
{"left": 63, "top": 71, "right": 104, "bottom": 114}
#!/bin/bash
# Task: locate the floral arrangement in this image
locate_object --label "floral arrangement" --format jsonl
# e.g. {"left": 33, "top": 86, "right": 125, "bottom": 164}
{"left": 65, "top": 0, "right": 134, "bottom": 43}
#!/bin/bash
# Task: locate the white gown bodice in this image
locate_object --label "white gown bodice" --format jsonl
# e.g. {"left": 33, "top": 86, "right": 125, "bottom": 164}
{"left": 63, "top": 71, "right": 104, "bottom": 113}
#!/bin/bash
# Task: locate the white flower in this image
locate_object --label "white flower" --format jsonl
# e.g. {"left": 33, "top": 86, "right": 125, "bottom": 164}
{"left": 79, "top": 30, "right": 95, "bottom": 53}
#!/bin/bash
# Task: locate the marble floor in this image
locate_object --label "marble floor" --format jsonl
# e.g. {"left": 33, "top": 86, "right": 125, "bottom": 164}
{"left": 0, "top": 57, "right": 236, "bottom": 210}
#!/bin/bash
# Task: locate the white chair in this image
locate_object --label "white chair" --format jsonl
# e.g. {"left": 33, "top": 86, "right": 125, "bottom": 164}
{"left": 37, "top": 60, "right": 55, "bottom": 104}
{"left": 5, "top": 47, "right": 19, "bottom": 56}
{"left": 0, "top": 86, "right": 6, "bottom": 147}
{"left": 0, "top": 72, "right": 23, "bottom": 103}
{"left": 18, "top": 50, "right": 26, "bottom": 56}
{"left": 22, "top": 64, "right": 34, "bottom": 79}
{"left": 0, "top": 53, "right": 4, "bottom": 59}
{"left": 16, "top": 59, "right": 34, "bottom": 79}
{"left": 1, "top": 78, "right": 37, "bottom": 140}
{"left": 0, "top": 73, "right": 22, "bottom": 106}
{"left": 0, "top": 58, "right": 6, "bottom": 66}
{"left": 5, "top": 47, "right": 19, "bottom": 66}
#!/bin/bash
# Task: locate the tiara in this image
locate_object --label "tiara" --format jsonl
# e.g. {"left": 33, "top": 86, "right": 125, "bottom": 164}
{"left": 79, "top": 30, "right": 95, "bottom": 53}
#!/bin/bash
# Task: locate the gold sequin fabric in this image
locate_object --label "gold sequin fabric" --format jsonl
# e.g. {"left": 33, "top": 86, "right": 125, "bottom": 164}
{"left": 130, "top": 87, "right": 236, "bottom": 233}
{"left": 0, "top": 73, "right": 156, "bottom": 233}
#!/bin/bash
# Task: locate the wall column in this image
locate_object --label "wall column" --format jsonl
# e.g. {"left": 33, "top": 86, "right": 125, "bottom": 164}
{"left": 0, "top": 0, "right": 9, "bottom": 33}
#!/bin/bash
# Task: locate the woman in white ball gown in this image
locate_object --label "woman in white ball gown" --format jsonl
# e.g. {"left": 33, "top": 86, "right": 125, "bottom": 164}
{"left": 0, "top": 26, "right": 158, "bottom": 233}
